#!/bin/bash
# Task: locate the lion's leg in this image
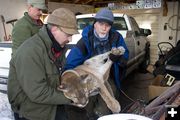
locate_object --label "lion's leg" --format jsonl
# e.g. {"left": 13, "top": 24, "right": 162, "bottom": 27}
{"left": 104, "top": 81, "right": 114, "bottom": 97}
{"left": 99, "top": 84, "right": 121, "bottom": 113}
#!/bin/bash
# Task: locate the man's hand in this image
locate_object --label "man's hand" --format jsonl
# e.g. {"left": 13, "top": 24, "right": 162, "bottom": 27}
{"left": 111, "top": 46, "right": 125, "bottom": 56}
{"left": 109, "top": 46, "right": 125, "bottom": 62}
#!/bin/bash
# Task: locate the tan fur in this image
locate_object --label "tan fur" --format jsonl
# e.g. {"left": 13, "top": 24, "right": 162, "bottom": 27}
{"left": 60, "top": 49, "right": 122, "bottom": 113}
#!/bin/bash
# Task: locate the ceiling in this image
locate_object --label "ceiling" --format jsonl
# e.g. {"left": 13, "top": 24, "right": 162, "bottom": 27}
{"left": 47, "top": 0, "right": 179, "bottom": 7}
{"left": 48, "top": 0, "right": 137, "bottom": 7}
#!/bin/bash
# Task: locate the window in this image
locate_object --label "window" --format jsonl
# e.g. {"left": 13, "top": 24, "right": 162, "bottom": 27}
{"left": 113, "top": 17, "right": 128, "bottom": 30}
{"left": 130, "top": 17, "right": 141, "bottom": 35}
{"left": 77, "top": 16, "right": 128, "bottom": 31}
{"left": 77, "top": 18, "right": 94, "bottom": 30}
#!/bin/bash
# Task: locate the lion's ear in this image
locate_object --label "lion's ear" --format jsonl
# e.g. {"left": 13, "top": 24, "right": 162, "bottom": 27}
{"left": 80, "top": 74, "right": 89, "bottom": 84}
{"left": 81, "top": 74, "right": 88, "bottom": 79}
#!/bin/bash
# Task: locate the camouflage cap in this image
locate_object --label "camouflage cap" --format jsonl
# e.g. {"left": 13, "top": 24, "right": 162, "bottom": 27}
{"left": 47, "top": 8, "right": 79, "bottom": 35}
{"left": 27, "top": 0, "right": 47, "bottom": 10}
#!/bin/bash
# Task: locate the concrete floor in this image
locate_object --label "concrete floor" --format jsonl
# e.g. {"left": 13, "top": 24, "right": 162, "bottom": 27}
{"left": 119, "top": 70, "right": 180, "bottom": 120}
{"left": 119, "top": 70, "right": 155, "bottom": 111}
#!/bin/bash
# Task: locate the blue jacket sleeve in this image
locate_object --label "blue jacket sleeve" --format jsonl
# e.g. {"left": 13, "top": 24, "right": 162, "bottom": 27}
{"left": 64, "top": 47, "right": 86, "bottom": 70}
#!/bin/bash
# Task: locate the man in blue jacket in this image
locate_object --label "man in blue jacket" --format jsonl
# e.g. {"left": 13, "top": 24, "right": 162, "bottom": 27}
{"left": 65, "top": 8, "right": 129, "bottom": 118}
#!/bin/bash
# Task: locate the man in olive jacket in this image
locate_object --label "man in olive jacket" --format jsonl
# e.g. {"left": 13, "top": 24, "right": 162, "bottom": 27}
{"left": 11, "top": 0, "right": 46, "bottom": 54}
{"left": 8, "top": 8, "right": 79, "bottom": 120}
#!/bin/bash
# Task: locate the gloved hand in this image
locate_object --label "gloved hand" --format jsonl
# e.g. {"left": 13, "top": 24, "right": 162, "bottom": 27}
{"left": 109, "top": 53, "right": 127, "bottom": 68}
{"left": 109, "top": 53, "right": 123, "bottom": 62}
{"left": 111, "top": 46, "right": 125, "bottom": 56}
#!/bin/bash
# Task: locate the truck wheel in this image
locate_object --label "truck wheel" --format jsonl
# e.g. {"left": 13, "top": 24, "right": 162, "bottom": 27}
{"left": 139, "top": 43, "right": 150, "bottom": 73}
{"left": 139, "top": 57, "right": 150, "bottom": 73}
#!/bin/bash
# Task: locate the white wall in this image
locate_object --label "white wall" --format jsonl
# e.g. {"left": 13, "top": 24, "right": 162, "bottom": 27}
{"left": 113, "top": 1, "right": 179, "bottom": 64}
{"left": 113, "top": 8, "right": 162, "bottom": 64}
{"left": 48, "top": 2, "right": 94, "bottom": 14}
{"left": 177, "top": 4, "right": 180, "bottom": 45}
{"left": 0, "top": 0, "right": 26, "bottom": 41}
{"left": 132, "top": 12, "right": 161, "bottom": 64}
{"left": 158, "top": 1, "right": 179, "bottom": 46}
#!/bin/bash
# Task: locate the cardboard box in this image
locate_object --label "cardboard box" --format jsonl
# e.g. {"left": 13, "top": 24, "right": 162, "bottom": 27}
{"left": 148, "top": 75, "right": 170, "bottom": 100}
{"left": 148, "top": 85, "right": 169, "bottom": 100}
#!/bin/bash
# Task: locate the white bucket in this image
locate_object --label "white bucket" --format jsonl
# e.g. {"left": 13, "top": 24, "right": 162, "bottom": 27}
{"left": 97, "top": 113, "right": 152, "bottom": 120}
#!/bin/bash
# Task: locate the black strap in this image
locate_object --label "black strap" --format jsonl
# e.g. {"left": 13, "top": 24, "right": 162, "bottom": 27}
{"left": 109, "top": 31, "right": 120, "bottom": 48}
{"left": 76, "top": 38, "right": 88, "bottom": 56}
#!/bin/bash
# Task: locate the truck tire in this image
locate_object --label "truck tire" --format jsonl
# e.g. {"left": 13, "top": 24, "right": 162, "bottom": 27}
{"left": 139, "top": 43, "right": 150, "bottom": 73}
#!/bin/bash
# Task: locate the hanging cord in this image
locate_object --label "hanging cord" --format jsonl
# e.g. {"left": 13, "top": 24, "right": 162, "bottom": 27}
{"left": 119, "top": 75, "right": 155, "bottom": 113}
{"left": 168, "top": 15, "right": 180, "bottom": 31}
{"left": 120, "top": 88, "right": 136, "bottom": 112}
{"left": 120, "top": 88, "right": 148, "bottom": 113}
{"left": 167, "top": 2, "right": 180, "bottom": 31}
{"left": 120, "top": 89, "right": 136, "bottom": 102}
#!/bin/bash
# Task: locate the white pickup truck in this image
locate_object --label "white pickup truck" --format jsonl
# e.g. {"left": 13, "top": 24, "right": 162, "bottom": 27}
{"left": 69, "top": 13, "right": 152, "bottom": 75}
{"left": 0, "top": 41, "right": 11, "bottom": 79}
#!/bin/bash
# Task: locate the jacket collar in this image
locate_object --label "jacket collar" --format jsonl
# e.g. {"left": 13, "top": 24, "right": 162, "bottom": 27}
{"left": 46, "top": 25, "right": 64, "bottom": 52}
{"left": 38, "top": 25, "right": 66, "bottom": 63}
{"left": 37, "top": 25, "right": 55, "bottom": 61}
{"left": 24, "top": 12, "right": 43, "bottom": 26}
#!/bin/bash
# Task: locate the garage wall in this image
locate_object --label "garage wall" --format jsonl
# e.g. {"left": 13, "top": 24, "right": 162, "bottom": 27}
{"left": 0, "top": 0, "right": 26, "bottom": 41}
{"left": 113, "top": 8, "right": 161, "bottom": 64}
{"left": 48, "top": 2, "right": 94, "bottom": 14}
{"left": 134, "top": 1, "right": 180, "bottom": 64}
{"left": 113, "top": 1, "right": 179, "bottom": 64}
{"left": 158, "top": 2, "right": 179, "bottom": 46}
{"left": 131, "top": 11, "right": 160, "bottom": 64}
{"left": 177, "top": 6, "right": 180, "bottom": 44}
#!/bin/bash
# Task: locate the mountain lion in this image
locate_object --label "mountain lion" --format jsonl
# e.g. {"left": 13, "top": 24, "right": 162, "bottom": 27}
{"left": 59, "top": 48, "right": 123, "bottom": 113}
